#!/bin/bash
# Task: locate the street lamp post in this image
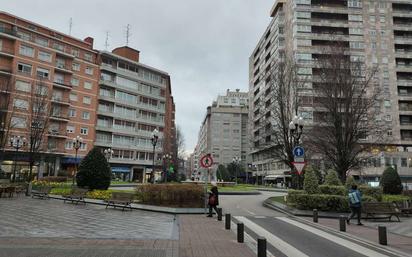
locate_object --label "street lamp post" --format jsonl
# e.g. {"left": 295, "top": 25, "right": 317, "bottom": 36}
{"left": 232, "top": 156, "right": 241, "bottom": 185}
{"left": 104, "top": 148, "right": 114, "bottom": 180}
{"left": 162, "top": 153, "right": 171, "bottom": 183}
{"left": 72, "top": 136, "right": 83, "bottom": 186}
{"left": 150, "top": 129, "right": 159, "bottom": 184}
{"left": 289, "top": 115, "right": 304, "bottom": 189}
{"left": 9, "top": 136, "right": 26, "bottom": 182}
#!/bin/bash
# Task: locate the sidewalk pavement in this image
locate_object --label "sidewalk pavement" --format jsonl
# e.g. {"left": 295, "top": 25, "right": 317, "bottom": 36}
{"left": 179, "top": 215, "right": 255, "bottom": 257}
{"left": 302, "top": 217, "right": 412, "bottom": 255}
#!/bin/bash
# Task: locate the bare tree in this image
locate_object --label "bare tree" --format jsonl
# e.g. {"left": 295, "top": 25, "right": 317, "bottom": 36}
{"left": 27, "top": 80, "right": 51, "bottom": 181}
{"left": 0, "top": 76, "right": 15, "bottom": 165}
{"left": 253, "top": 54, "right": 308, "bottom": 188}
{"left": 308, "top": 45, "right": 382, "bottom": 182}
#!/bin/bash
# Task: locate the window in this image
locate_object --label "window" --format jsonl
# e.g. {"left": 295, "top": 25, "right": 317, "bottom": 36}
{"left": 15, "top": 80, "right": 31, "bottom": 92}
{"left": 350, "top": 42, "right": 364, "bottom": 49}
{"left": 68, "top": 109, "right": 76, "bottom": 117}
{"left": 19, "top": 45, "right": 34, "bottom": 57}
{"left": 348, "top": 0, "right": 362, "bottom": 8}
{"left": 349, "top": 15, "right": 363, "bottom": 21}
{"left": 85, "top": 66, "right": 94, "bottom": 75}
{"left": 11, "top": 116, "right": 26, "bottom": 128}
{"left": 13, "top": 99, "right": 29, "bottom": 110}
{"left": 82, "top": 111, "right": 90, "bottom": 120}
{"left": 36, "top": 67, "right": 50, "bottom": 79}
{"left": 38, "top": 51, "right": 52, "bottom": 62}
{"left": 69, "top": 93, "right": 78, "bottom": 101}
{"left": 64, "top": 141, "right": 73, "bottom": 150}
{"left": 84, "top": 53, "right": 93, "bottom": 62}
{"left": 72, "top": 62, "right": 80, "bottom": 71}
{"left": 17, "top": 31, "right": 31, "bottom": 41}
{"left": 80, "top": 127, "right": 88, "bottom": 135}
{"left": 384, "top": 100, "right": 391, "bottom": 107}
{"left": 71, "top": 77, "right": 79, "bottom": 87}
{"left": 66, "top": 125, "right": 75, "bottom": 134}
{"left": 17, "top": 63, "right": 32, "bottom": 74}
{"left": 380, "top": 16, "right": 386, "bottom": 23}
{"left": 52, "top": 42, "right": 64, "bottom": 51}
{"left": 80, "top": 142, "right": 87, "bottom": 151}
{"left": 71, "top": 48, "right": 80, "bottom": 57}
{"left": 84, "top": 81, "right": 92, "bottom": 90}
{"left": 349, "top": 28, "right": 363, "bottom": 35}
{"left": 370, "top": 16, "right": 375, "bottom": 22}
{"left": 35, "top": 37, "right": 48, "bottom": 47}
{"left": 83, "top": 96, "right": 91, "bottom": 105}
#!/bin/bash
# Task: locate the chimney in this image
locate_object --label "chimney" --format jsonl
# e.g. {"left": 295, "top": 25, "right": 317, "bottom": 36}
{"left": 84, "top": 37, "right": 94, "bottom": 47}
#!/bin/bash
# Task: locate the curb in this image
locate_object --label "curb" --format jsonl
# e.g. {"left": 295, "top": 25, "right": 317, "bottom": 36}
{"left": 46, "top": 195, "right": 205, "bottom": 214}
{"left": 257, "top": 188, "right": 288, "bottom": 193}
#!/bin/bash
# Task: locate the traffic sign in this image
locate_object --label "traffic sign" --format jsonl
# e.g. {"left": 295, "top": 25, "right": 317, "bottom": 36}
{"left": 293, "top": 146, "right": 305, "bottom": 157}
{"left": 292, "top": 162, "right": 306, "bottom": 175}
{"left": 200, "top": 154, "right": 214, "bottom": 168}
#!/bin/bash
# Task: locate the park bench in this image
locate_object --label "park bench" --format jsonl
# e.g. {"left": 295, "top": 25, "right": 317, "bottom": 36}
{"left": 31, "top": 186, "right": 51, "bottom": 199}
{"left": 392, "top": 200, "right": 412, "bottom": 216}
{"left": 362, "top": 202, "right": 401, "bottom": 222}
{"left": 64, "top": 188, "right": 88, "bottom": 204}
{"left": 105, "top": 192, "right": 134, "bottom": 211}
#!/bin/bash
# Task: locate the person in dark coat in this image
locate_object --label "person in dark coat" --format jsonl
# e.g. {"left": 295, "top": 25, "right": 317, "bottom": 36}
{"left": 347, "top": 184, "right": 363, "bottom": 225}
{"left": 207, "top": 186, "right": 219, "bottom": 217}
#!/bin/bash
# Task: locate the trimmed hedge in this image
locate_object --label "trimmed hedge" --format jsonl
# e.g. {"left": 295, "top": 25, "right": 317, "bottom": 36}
{"left": 137, "top": 184, "right": 203, "bottom": 207}
{"left": 319, "top": 185, "right": 346, "bottom": 196}
{"left": 359, "top": 185, "right": 382, "bottom": 202}
{"left": 382, "top": 194, "right": 411, "bottom": 203}
{"left": 287, "top": 193, "right": 377, "bottom": 212}
{"left": 38, "top": 176, "right": 68, "bottom": 183}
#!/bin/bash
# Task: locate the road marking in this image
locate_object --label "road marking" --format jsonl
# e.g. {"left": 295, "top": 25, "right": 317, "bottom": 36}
{"left": 276, "top": 217, "right": 389, "bottom": 257}
{"left": 244, "top": 209, "right": 256, "bottom": 215}
{"left": 235, "top": 216, "right": 309, "bottom": 257}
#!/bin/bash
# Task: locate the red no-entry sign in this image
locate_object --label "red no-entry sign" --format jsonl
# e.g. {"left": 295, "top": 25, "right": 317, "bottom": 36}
{"left": 200, "top": 154, "right": 213, "bottom": 168}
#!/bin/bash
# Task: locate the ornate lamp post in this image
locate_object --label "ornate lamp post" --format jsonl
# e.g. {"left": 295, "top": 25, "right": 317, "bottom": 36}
{"left": 72, "top": 136, "right": 83, "bottom": 186}
{"left": 10, "top": 136, "right": 26, "bottom": 182}
{"left": 150, "top": 128, "right": 159, "bottom": 183}
{"left": 289, "top": 115, "right": 304, "bottom": 189}
{"left": 232, "top": 156, "right": 241, "bottom": 185}
{"left": 162, "top": 153, "right": 172, "bottom": 183}
{"left": 104, "top": 148, "right": 114, "bottom": 162}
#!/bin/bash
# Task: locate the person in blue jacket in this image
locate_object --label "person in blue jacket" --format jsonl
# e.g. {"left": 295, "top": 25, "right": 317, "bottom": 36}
{"left": 347, "top": 184, "right": 363, "bottom": 225}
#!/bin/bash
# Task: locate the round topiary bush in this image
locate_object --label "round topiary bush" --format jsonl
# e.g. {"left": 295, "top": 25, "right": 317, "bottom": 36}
{"left": 76, "top": 147, "right": 111, "bottom": 190}
{"left": 324, "top": 169, "right": 342, "bottom": 186}
{"left": 380, "top": 167, "right": 403, "bottom": 195}
{"left": 303, "top": 165, "right": 320, "bottom": 194}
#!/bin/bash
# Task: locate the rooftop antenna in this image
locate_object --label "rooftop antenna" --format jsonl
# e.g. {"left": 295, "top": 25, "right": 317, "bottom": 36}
{"left": 124, "top": 24, "right": 131, "bottom": 46}
{"left": 104, "top": 31, "right": 110, "bottom": 50}
{"left": 69, "top": 18, "right": 73, "bottom": 35}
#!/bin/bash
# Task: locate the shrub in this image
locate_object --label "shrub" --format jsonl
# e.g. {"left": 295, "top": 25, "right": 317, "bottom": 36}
{"left": 345, "top": 176, "right": 357, "bottom": 191}
{"left": 31, "top": 180, "right": 67, "bottom": 189}
{"left": 382, "top": 194, "right": 410, "bottom": 203}
{"left": 319, "top": 185, "right": 346, "bottom": 196}
{"left": 137, "top": 184, "right": 203, "bottom": 207}
{"left": 403, "top": 190, "right": 412, "bottom": 197}
{"left": 76, "top": 147, "right": 111, "bottom": 190}
{"left": 324, "top": 169, "right": 342, "bottom": 186}
{"left": 358, "top": 185, "right": 383, "bottom": 202}
{"left": 38, "top": 176, "right": 67, "bottom": 183}
{"left": 287, "top": 193, "right": 377, "bottom": 212}
{"left": 380, "top": 167, "right": 403, "bottom": 195}
{"left": 303, "top": 166, "right": 320, "bottom": 194}
{"left": 50, "top": 188, "right": 72, "bottom": 196}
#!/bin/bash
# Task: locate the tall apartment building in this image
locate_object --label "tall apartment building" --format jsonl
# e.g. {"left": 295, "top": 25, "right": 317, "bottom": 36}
{"left": 0, "top": 12, "right": 99, "bottom": 179}
{"left": 194, "top": 89, "right": 250, "bottom": 180}
{"left": 250, "top": 0, "right": 412, "bottom": 186}
{"left": 95, "top": 47, "right": 175, "bottom": 182}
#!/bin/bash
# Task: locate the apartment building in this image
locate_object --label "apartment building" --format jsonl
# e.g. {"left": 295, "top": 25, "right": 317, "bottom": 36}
{"left": 95, "top": 46, "right": 175, "bottom": 182}
{"left": 0, "top": 11, "right": 99, "bottom": 179}
{"left": 194, "top": 89, "right": 250, "bottom": 181}
{"left": 249, "top": 0, "right": 412, "bottom": 187}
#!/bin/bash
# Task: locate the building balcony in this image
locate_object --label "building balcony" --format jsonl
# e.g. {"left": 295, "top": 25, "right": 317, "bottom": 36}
{"left": 0, "top": 46, "right": 14, "bottom": 58}
{"left": 395, "top": 51, "right": 412, "bottom": 59}
{"left": 396, "top": 64, "right": 412, "bottom": 72}
{"left": 0, "top": 65, "right": 12, "bottom": 75}
{"left": 99, "top": 94, "right": 115, "bottom": 102}
{"left": 397, "top": 80, "right": 412, "bottom": 87}
{"left": 394, "top": 36, "right": 412, "bottom": 45}
{"left": 94, "top": 140, "right": 113, "bottom": 147}
{"left": 50, "top": 114, "right": 69, "bottom": 122}
{"left": 47, "top": 129, "right": 68, "bottom": 139}
{"left": 55, "top": 49, "right": 75, "bottom": 59}
{"left": 53, "top": 80, "right": 72, "bottom": 90}
{"left": 54, "top": 63, "right": 73, "bottom": 74}
{"left": 0, "top": 27, "right": 18, "bottom": 40}
{"left": 51, "top": 97, "right": 70, "bottom": 106}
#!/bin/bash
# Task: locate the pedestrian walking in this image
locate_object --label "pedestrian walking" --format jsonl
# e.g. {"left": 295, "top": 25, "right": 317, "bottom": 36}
{"left": 347, "top": 184, "right": 363, "bottom": 225}
{"left": 207, "top": 185, "right": 219, "bottom": 217}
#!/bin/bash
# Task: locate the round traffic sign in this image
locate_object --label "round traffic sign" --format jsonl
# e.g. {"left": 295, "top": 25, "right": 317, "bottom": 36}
{"left": 293, "top": 146, "right": 305, "bottom": 157}
{"left": 200, "top": 154, "right": 213, "bottom": 168}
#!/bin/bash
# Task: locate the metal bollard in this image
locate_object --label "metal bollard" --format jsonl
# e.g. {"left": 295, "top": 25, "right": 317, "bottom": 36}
{"left": 313, "top": 209, "right": 318, "bottom": 223}
{"left": 217, "top": 208, "right": 222, "bottom": 221}
{"left": 237, "top": 223, "right": 244, "bottom": 243}
{"left": 225, "top": 213, "right": 231, "bottom": 230}
{"left": 378, "top": 226, "right": 387, "bottom": 245}
{"left": 257, "top": 237, "right": 267, "bottom": 257}
{"left": 339, "top": 215, "right": 346, "bottom": 232}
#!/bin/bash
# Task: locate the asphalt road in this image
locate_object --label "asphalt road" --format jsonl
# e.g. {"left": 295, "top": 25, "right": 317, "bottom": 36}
{"left": 220, "top": 193, "right": 404, "bottom": 257}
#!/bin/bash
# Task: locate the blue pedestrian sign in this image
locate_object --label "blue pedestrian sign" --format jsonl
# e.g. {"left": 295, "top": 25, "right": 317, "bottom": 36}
{"left": 293, "top": 146, "right": 305, "bottom": 157}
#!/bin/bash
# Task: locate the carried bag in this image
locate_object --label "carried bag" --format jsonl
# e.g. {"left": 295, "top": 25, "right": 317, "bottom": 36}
{"left": 208, "top": 195, "right": 216, "bottom": 206}
{"left": 348, "top": 192, "right": 360, "bottom": 205}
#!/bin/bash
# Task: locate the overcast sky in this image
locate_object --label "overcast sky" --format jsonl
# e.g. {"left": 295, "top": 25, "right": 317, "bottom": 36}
{"left": 2, "top": 0, "right": 274, "bottom": 153}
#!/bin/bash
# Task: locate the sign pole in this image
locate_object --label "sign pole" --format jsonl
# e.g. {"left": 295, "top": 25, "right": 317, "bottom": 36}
{"left": 204, "top": 167, "right": 209, "bottom": 214}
